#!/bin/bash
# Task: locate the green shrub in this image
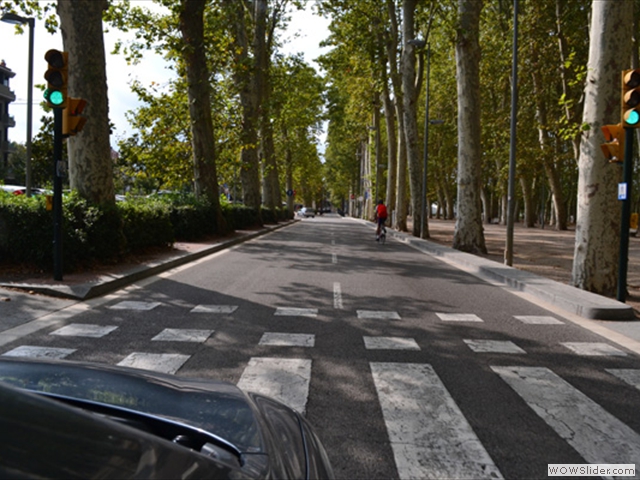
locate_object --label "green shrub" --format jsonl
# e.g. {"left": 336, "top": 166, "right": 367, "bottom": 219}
{"left": 118, "top": 198, "right": 174, "bottom": 252}
{"left": 0, "top": 193, "right": 52, "bottom": 268}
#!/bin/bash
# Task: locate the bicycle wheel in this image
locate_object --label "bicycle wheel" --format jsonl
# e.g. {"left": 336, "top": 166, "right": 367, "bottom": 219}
{"left": 381, "top": 229, "right": 386, "bottom": 244}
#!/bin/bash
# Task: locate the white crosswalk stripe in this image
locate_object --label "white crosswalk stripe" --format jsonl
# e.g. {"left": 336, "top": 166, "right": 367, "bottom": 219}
{"left": 463, "top": 339, "right": 526, "bottom": 354}
{"left": 606, "top": 369, "right": 640, "bottom": 390}
{"left": 363, "top": 336, "right": 420, "bottom": 350}
{"left": 371, "top": 362, "right": 503, "bottom": 480}
{"left": 151, "top": 328, "right": 214, "bottom": 342}
{"left": 561, "top": 342, "right": 627, "bottom": 356}
{"left": 436, "top": 313, "right": 483, "bottom": 322}
{"left": 493, "top": 366, "right": 640, "bottom": 466}
{"left": 259, "top": 332, "right": 315, "bottom": 347}
{"left": 2, "top": 345, "right": 76, "bottom": 359}
{"left": 117, "top": 352, "right": 190, "bottom": 374}
{"left": 50, "top": 323, "right": 118, "bottom": 338}
{"left": 237, "top": 357, "right": 312, "bottom": 415}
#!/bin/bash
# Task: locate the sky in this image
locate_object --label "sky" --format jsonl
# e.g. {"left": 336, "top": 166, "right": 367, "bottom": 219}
{"left": 0, "top": 1, "right": 331, "bottom": 149}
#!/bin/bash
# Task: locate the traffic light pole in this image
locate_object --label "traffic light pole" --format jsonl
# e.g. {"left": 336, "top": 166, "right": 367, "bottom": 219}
{"left": 53, "top": 108, "right": 63, "bottom": 281}
{"left": 618, "top": 127, "right": 634, "bottom": 302}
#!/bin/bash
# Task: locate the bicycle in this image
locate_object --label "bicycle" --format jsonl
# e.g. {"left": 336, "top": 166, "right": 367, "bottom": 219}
{"left": 379, "top": 225, "right": 386, "bottom": 244}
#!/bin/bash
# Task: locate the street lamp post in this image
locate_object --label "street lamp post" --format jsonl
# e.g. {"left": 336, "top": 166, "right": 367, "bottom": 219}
{"left": 1, "top": 13, "right": 34, "bottom": 197}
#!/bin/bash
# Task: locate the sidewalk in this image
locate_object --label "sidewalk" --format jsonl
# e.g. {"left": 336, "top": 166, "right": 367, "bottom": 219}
{"left": 416, "top": 218, "right": 640, "bottom": 318}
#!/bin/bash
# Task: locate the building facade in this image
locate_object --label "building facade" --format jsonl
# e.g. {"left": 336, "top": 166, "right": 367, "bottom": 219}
{"left": 0, "top": 60, "right": 16, "bottom": 183}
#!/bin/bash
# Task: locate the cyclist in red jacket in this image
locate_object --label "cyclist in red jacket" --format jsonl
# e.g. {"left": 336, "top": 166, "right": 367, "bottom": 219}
{"left": 375, "top": 200, "right": 388, "bottom": 241}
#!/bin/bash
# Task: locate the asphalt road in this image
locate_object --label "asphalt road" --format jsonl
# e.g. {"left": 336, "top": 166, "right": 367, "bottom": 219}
{"left": 2, "top": 215, "right": 640, "bottom": 479}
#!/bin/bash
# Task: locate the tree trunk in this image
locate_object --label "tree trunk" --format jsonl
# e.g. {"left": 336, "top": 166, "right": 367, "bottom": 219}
{"left": 386, "top": 0, "right": 407, "bottom": 232}
{"left": 453, "top": 0, "right": 486, "bottom": 253}
{"left": 531, "top": 45, "right": 567, "bottom": 230}
{"left": 226, "top": 0, "right": 262, "bottom": 215}
{"left": 519, "top": 176, "right": 535, "bottom": 228}
{"left": 178, "top": 0, "right": 225, "bottom": 235}
{"left": 57, "top": 0, "right": 114, "bottom": 205}
{"left": 401, "top": 0, "right": 424, "bottom": 238}
{"left": 254, "top": 0, "right": 280, "bottom": 212}
{"left": 572, "top": 0, "right": 632, "bottom": 296}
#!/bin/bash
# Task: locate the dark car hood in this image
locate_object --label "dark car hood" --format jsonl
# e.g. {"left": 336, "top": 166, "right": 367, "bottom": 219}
{"left": 0, "top": 356, "right": 333, "bottom": 479}
{"left": 0, "top": 356, "right": 264, "bottom": 452}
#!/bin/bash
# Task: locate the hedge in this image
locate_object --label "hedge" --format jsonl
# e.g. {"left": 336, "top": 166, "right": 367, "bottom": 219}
{"left": 0, "top": 191, "right": 291, "bottom": 272}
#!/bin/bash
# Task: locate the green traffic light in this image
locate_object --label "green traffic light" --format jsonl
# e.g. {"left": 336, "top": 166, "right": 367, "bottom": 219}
{"left": 627, "top": 110, "right": 640, "bottom": 126}
{"left": 44, "top": 88, "right": 65, "bottom": 107}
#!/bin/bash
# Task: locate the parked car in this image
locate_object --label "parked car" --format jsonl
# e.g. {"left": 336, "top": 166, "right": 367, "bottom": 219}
{"left": 0, "top": 185, "right": 26, "bottom": 195}
{"left": 298, "top": 207, "right": 316, "bottom": 218}
{"left": 0, "top": 357, "right": 334, "bottom": 479}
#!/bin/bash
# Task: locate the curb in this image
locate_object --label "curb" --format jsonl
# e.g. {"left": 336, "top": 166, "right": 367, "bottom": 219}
{"left": 356, "top": 218, "right": 635, "bottom": 321}
{"left": 1, "top": 222, "right": 294, "bottom": 301}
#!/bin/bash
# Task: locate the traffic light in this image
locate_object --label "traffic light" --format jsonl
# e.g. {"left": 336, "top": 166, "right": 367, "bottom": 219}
{"left": 44, "top": 49, "right": 68, "bottom": 109}
{"left": 63, "top": 98, "right": 87, "bottom": 137}
{"left": 622, "top": 69, "right": 640, "bottom": 127}
{"left": 601, "top": 123, "right": 624, "bottom": 163}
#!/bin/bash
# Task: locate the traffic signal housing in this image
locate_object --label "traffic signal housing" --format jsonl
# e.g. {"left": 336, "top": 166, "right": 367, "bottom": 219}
{"left": 44, "top": 49, "right": 68, "bottom": 109}
{"left": 622, "top": 69, "right": 640, "bottom": 128}
{"left": 63, "top": 98, "right": 87, "bottom": 137}
{"left": 601, "top": 123, "right": 625, "bottom": 163}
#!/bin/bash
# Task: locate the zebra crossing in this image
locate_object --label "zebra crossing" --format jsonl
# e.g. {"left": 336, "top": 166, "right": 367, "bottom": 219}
{"left": 2, "top": 302, "right": 640, "bottom": 478}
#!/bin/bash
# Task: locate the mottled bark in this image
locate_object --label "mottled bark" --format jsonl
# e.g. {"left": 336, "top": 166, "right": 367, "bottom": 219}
{"left": 178, "top": 0, "right": 223, "bottom": 219}
{"left": 452, "top": 0, "right": 486, "bottom": 254}
{"left": 572, "top": 0, "right": 632, "bottom": 295}
{"left": 226, "top": 0, "right": 261, "bottom": 213}
{"left": 255, "top": 0, "right": 280, "bottom": 211}
{"left": 57, "top": 0, "right": 114, "bottom": 205}
{"left": 387, "top": 0, "right": 407, "bottom": 232}
{"left": 401, "top": 0, "right": 424, "bottom": 238}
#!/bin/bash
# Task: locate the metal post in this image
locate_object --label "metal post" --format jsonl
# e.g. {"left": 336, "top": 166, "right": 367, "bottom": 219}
{"left": 53, "top": 108, "right": 63, "bottom": 281}
{"left": 618, "top": 127, "right": 634, "bottom": 302}
{"left": 505, "top": 0, "right": 519, "bottom": 266}
{"left": 25, "top": 18, "right": 34, "bottom": 196}
{"left": 420, "top": 44, "right": 431, "bottom": 239}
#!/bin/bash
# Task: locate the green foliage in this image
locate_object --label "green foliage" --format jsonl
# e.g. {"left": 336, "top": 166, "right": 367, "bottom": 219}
{"left": 0, "top": 191, "right": 51, "bottom": 267}
{"left": 117, "top": 197, "right": 174, "bottom": 252}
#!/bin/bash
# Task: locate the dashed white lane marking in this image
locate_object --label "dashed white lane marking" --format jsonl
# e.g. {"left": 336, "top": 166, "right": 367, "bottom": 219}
{"left": 190, "top": 305, "right": 238, "bottom": 314}
{"left": 463, "top": 339, "right": 526, "bottom": 354}
{"left": 493, "top": 366, "right": 640, "bottom": 465}
{"left": 357, "top": 310, "right": 401, "bottom": 320}
{"left": 2, "top": 345, "right": 76, "bottom": 359}
{"left": 606, "top": 369, "right": 640, "bottom": 390}
{"left": 151, "top": 328, "right": 214, "bottom": 343}
{"left": 371, "top": 362, "right": 503, "bottom": 479}
{"left": 117, "top": 352, "right": 190, "bottom": 374}
{"left": 333, "top": 282, "right": 343, "bottom": 309}
{"left": 436, "top": 313, "right": 483, "bottom": 322}
{"left": 259, "top": 333, "right": 315, "bottom": 347}
{"left": 50, "top": 323, "right": 118, "bottom": 338}
{"left": 109, "top": 301, "right": 161, "bottom": 311}
{"left": 514, "top": 315, "right": 564, "bottom": 325}
{"left": 364, "top": 337, "right": 420, "bottom": 350}
{"left": 237, "top": 357, "right": 312, "bottom": 415}
{"left": 561, "top": 342, "right": 627, "bottom": 356}
{"left": 332, "top": 253, "right": 337, "bottom": 264}
{"left": 274, "top": 307, "right": 318, "bottom": 318}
